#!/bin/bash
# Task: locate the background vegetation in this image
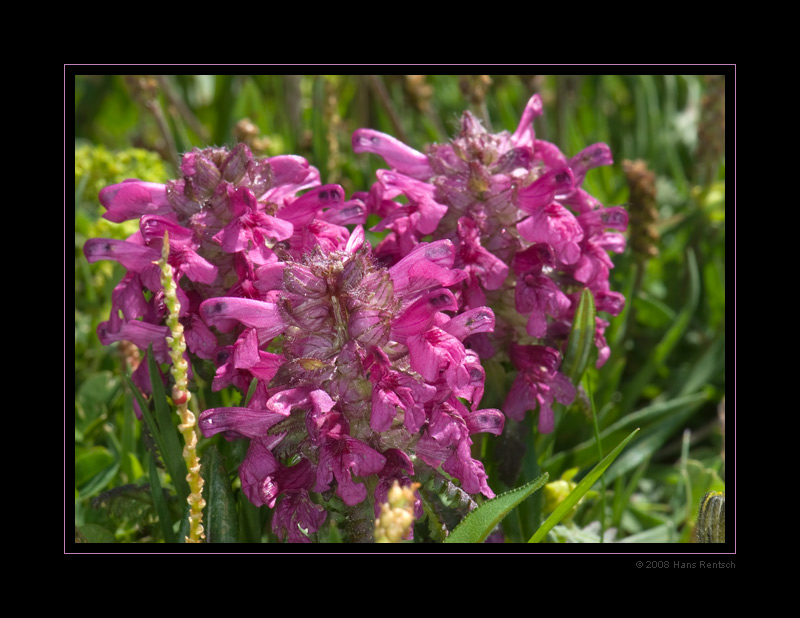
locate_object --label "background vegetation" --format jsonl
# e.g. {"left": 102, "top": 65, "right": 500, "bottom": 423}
{"left": 73, "top": 73, "right": 727, "bottom": 545}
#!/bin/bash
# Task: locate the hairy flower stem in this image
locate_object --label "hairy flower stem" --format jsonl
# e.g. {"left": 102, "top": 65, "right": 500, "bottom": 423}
{"left": 159, "top": 232, "right": 206, "bottom": 543}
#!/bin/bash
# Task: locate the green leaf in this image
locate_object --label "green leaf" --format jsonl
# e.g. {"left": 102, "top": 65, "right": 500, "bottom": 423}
{"left": 244, "top": 376, "right": 259, "bottom": 407}
{"left": 561, "top": 288, "right": 596, "bottom": 383}
{"left": 445, "top": 473, "right": 549, "bottom": 543}
{"left": 75, "top": 446, "right": 114, "bottom": 487}
{"left": 77, "top": 523, "right": 117, "bottom": 543}
{"left": 148, "top": 452, "right": 176, "bottom": 544}
{"left": 146, "top": 347, "right": 190, "bottom": 502}
{"left": 529, "top": 428, "right": 640, "bottom": 543}
{"left": 204, "top": 445, "right": 239, "bottom": 543}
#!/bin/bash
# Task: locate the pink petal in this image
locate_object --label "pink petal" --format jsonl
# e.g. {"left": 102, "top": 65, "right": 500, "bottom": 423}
{"left": 99, "top": 180, "right": 170, "bottom": 223}
{"left": 352, "top": 128, "right": 433, "bottom": 179}
{"left": 511, "top": 94, "right": 544, "bottom": 149}
{"left": 200, "top": 297, "right": 286, "bottom": 338}
{"left": 83, "top": 238, "right": 160, "bottom": 272}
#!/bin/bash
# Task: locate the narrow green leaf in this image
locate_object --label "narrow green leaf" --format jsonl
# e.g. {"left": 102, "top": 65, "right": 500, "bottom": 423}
{"left": 148, "top": 452, "right": 176, "bottom": 544}
{"left": 529, "top": 428, "right": 640, "bottom": 543}
{"left": 204, "top": 445, "right": 239, "bottom": 543}
{"left": 561, "top": 288, "right": 596, "bottom": 383}
{"left": 244, "top": 376, "right": 259, "bottom": 407}
{"left": 123, "top": 372, "right": 165, "bottom": 461}
{"left": 146, "top": 346, "right": 190, "bottom": 502}
{"left": 238, "top": 492, "right": 263, "bottom": 543}
{"left": 445, "top": 473, "right": 549, "bottom": 543}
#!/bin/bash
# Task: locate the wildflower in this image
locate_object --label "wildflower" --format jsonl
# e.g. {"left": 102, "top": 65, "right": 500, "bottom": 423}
{"left": 84, "top": 144, "right": 363, "bottom": 409}
{"left": 199, "top": 227, "right": 503, "bottom": 541}
{"left": 353, "top": 94, "right": 627, "bottom": 432}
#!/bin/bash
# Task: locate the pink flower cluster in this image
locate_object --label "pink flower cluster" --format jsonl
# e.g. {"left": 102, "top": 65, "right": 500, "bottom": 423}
{"left": 198, "top": 228, "right": 503, "bottom": 541}
{"left": 352, "top": 94, "right": 627, "bottom": 433}
{"left": 84, "top": 144, "right": 363, "bottom": 406}
{"left": 84, "top": 144, "right": 503, "bottom": 542}
{"left": 84, "top": 94, "right": 628, "bottom": 542}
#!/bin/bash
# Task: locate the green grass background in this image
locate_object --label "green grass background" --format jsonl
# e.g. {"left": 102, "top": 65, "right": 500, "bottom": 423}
{"left": 73, "top": 73, "right": 727, "bottom": 544}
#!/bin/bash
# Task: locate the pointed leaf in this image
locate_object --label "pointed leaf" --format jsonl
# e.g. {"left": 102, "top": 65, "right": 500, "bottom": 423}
{"left": 528, "top": 428, "right": 640, "bottom": 543}
{"left": 146, "top": 346, "right": 190, "bottom": 502}
{"left": 561, "top": 287, "right": 596, "bottom": 383}
{"left": 445, "top": 473, "right": 549, "bottom": 543}
{"left": 204, "top": 445, "right": 240, "bottom": 543}
{"left": 148, "top": 452, "right": 176, "bottom": 543}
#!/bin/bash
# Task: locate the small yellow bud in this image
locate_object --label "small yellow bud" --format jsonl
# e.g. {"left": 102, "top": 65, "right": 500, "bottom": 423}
{"left": 374, "top": 481, "right": 420, "bottom": 543}
{"left": 543, "top": 470, "right": 580, "bottom": 520}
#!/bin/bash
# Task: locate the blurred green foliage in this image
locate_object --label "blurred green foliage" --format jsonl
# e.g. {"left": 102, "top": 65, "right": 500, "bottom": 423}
{"left": 73, "top": 73, "right": 728, "bottom": 544}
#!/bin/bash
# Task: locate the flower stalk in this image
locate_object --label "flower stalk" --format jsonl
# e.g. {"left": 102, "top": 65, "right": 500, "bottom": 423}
{"left": 158, "top": 231, "right": 206, "bottom": 543}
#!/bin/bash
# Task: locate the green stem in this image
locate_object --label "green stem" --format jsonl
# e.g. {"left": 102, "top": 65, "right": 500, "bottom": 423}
{"left": 585, "top": 371, "right": 605, "bottom": 542}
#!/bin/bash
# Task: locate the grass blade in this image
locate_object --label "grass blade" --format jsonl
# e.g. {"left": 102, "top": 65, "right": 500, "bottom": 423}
{"left": 145, "top": 347, "right": 190, "bottom": 502}
{"left": 528, "top": 428, "right": 640, "bottom": 543}
{"left": 561, "top": 288, "right": 596, "bottom": 383}
{"left": 148, "top": 452, "right": 176, "bottom": 543}
{"left": 204, "top": 445, "right": 240, "bottom": 543}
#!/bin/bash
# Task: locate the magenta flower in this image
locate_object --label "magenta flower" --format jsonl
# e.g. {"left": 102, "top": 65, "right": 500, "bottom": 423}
{"left": 353, "top": 94, "right": 627, "bottom": 433}
{"left": 84, "top": 144, "right": 362, "bottom": 411}
{"left": 198, "top": 227, "right": 503, "bottom": 541}
{"left": 504, "top": 343, "right": 576, "bottom": 434}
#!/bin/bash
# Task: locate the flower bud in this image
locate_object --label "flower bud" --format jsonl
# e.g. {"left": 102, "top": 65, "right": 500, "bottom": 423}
{"left": 696, "top": 491, "right": 725, "bottom": 543}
